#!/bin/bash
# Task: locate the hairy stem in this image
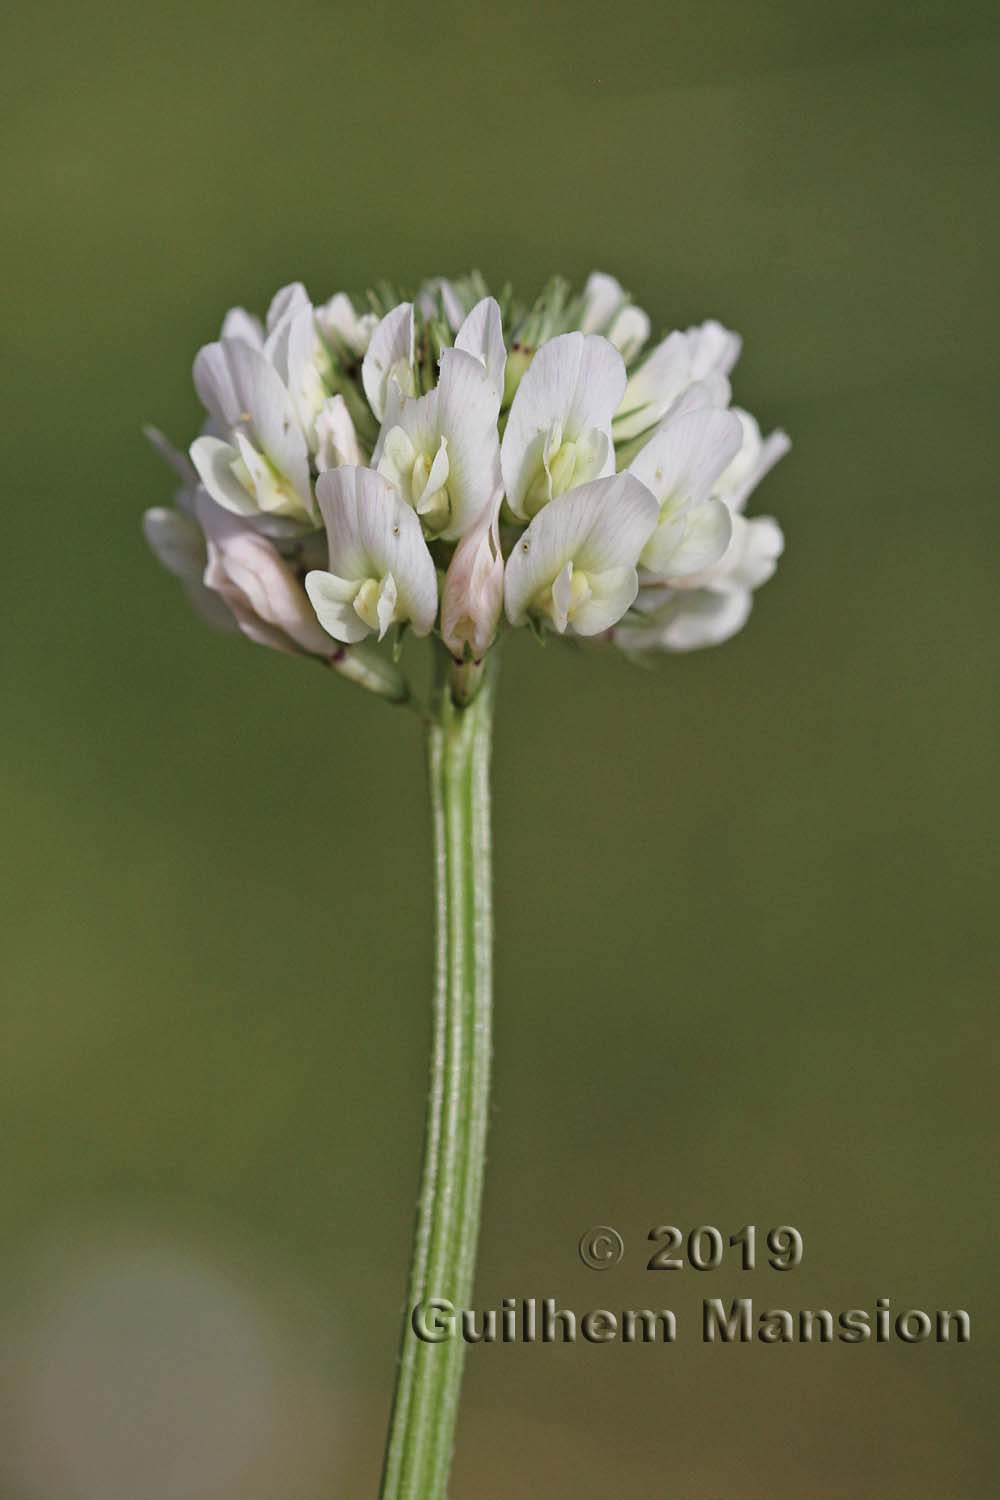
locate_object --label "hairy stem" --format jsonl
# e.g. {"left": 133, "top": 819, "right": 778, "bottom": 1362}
{"left": 379, "top": 645, "right": 496, "bottom": 1500}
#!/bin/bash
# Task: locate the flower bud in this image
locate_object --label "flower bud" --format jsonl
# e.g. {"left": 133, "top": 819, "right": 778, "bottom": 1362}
{"left": 440, "top": 494, "right": 504, "bottom": 661}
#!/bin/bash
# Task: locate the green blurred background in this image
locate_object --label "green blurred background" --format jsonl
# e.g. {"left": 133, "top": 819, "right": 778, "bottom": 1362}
{"left": 2, "top": 1, "right": 997, "bottom": 1494}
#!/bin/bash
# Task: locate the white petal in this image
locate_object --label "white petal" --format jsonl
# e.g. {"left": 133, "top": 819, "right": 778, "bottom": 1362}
{"left": 436, "top": 348, "right": 502, "bottom": 538}
{"left": 375, "top": 572, "right": 399, "bottom": 640}
{"left": 745, "top": 429, "right": 791, "bottom": 497}
{"left": 223, "top": 341, "right": 313, "bottom": 513}
{"left": 571, "top": 566, "right": 642, "bottom": 635}
{"left": 549, "top": 560, "right": 576, "bottom": 633}
{"left": 721, "top": 514, "right": 784, "bottom": 591}
{"left": 660, "top": 590, "right": 754, "bottom": 651}
{"left": 501, "top": 333, "right": 626, "bottom": 518}
{"left": 569, "top": 474, "right": 661, "bottom": 574}
{"left": 615, "top": 333, "right": 688, "bottom": 441}
{"left": 674, "top": 512, "right": 785, "bottom": 594}
{"left": 579, "top": 274, "right": 650, "bottom": 360}
{"left": 280, "top": 302, "right": 329, "bottom": 431}
{"left": 687, "top": 319, "right": 741, "bottom": 380}
{"left": 190, "top": 436, "right": 261, "bottom": 518}
{"left": 220, "top": 307, "right": 265, "bottom": 347}
{"left": 504, "top": 472, "right": 657, "bottom": 631}
{"left": 641, "top": 497, "right": 733, "bottom": 579}
{"left": 314, "top": 395, "right": 362, "bottom": 471}
{"left": 318, "top": 292, "right": 377, "bottom": 359}
{"left": 376, "top": 385, "right": 439, "bottom": 479}
{"left": 580, "top": 272, "right": 625, "bottom": 332}
{"left": 715, "top": 412, "right": 791, "bottom": 511}
{"left": 362, "top": 303, "right": 414, "bottom": 421}
{"left": 440, "top": 282, "right": 466, "bottom": 330}
{"left": 192, "top": 342, "right": 241, "bottom": 429}
{"left": 265, "top": 282, "right": 310, "bottom": 336}
{"left": 454, "top": 297, "right": 507, "bottom": 401}
{"left": 607, "top": 305, "right": 651, "bottom": 362}
{"left": 664, "top": 375, "right": 732, "bottom": 419}
{"left": 417, "top": 277, "right": 466, "bottom": 331}
{"left": 304, "top": 570, "right": 369, "bottom": 644}
{"left": 616, "top": 321, "right": 740, "bottom": 442}
{"left": 629, "top": 407, "right": 744, "bottom": 509}
{"left": 378, "top": 424, "right": 418, "bottom": 495}
{"left": 314, "top": 466, "right": 437, "bottom": 637}
{"left": 414, "top": 437, "right": 451, "bottom": 515}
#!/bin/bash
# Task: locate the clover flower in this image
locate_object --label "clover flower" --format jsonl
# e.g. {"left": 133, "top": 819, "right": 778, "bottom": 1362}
{"left": 144, "top": 269, "right": 789, "bottom": 700}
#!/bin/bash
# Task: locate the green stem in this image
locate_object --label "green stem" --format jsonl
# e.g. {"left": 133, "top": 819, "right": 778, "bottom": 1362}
{"left": 379, "top": 644, "right": 497, "bottom": 1500}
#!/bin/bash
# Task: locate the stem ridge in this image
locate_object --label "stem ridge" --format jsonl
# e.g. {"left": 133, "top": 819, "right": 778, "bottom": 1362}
{"left": 380, "top": 647, "right": 496, "bottom": 1500}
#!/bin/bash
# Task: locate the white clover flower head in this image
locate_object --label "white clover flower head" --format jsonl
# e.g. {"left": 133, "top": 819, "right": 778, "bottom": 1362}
{"left": 144, "top": 269, "right": 790, "bottom": 697}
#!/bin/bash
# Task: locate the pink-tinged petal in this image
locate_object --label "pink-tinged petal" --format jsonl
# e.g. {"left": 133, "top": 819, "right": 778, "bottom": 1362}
{"left": 440, "top": 491, "right": 504, "bottom": 658}
{"left": 195, "top": 493, "right": 330, "bottom": 655}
